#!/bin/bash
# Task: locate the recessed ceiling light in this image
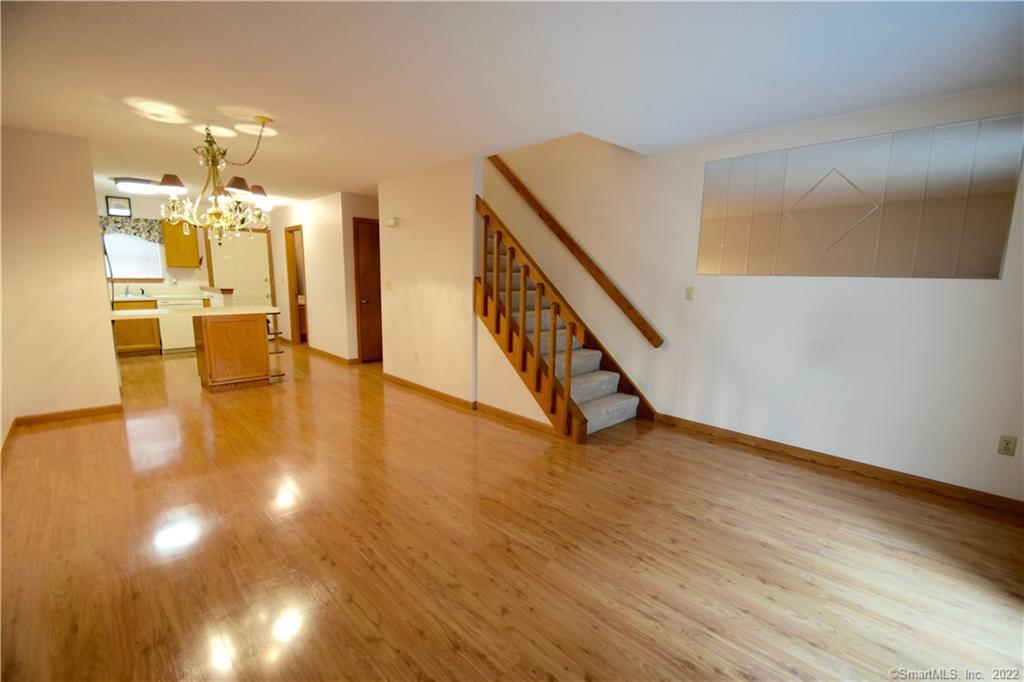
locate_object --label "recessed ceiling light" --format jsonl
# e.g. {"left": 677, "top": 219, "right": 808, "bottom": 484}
{"left": 235, "top": 123, "right": 277, "bottom": 137}
{"left": 192, "top": 124, "right": 237, "bottom": 138}
{"left": 114, "top": 177, "right": 161, "bottom": 195}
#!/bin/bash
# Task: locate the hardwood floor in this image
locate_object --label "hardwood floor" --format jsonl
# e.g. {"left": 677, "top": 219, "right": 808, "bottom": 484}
{"left": 2, "top": 346, "right": 1021, "bottom": 680}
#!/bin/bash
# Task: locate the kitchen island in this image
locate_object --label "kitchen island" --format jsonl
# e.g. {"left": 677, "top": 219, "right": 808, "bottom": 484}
{"left": 110, "top": 305, "right": 282, "bottom": 390}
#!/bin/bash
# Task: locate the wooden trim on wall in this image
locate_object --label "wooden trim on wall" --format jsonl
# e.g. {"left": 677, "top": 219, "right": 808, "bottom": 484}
{"left": 487, "top": 154, "right": 664, "bottom": 348}
{"left": 475, "top": 402, "right": 555, "bottom": 435}
{"left": 656, "top": 413, "right": 1024, "bottom": 516}
{"left": 306, "top": 345, "right": 359, "bottom": 365}
{"left": 284, "top": 225, "right": 302, "bottom": 346}
{"left": 382, "top": 372, "right": 476, "bottom": 411}
{"left": 13, "top": 403, "right": 124, "bottom": 427}
{"left": 264, "top": 229, "right": 277, "bottom": 307}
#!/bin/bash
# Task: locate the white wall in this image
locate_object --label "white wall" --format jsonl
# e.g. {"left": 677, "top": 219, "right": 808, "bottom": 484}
{"left": 483, "top": 84, "right": 1024, "bottom": 500}
{"left": 2, "top": 128, "right": 121, "bottom": 422}
{"left": 271, "top": 192, "right": 378, "bottom": 357}
{"left": 272, "top": 194, "right": 347, "bottom": 355}
{"left": 1, "top": 183, "right": 6, "bottom": 440}
{"left": 476, "top": 319, "right": 549, "bottom": 423}
{"left": 378, "top": 158, "right": 481, "bottom": 401}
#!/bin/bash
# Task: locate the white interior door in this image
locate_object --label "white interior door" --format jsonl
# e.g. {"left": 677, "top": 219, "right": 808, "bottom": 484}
{"left": 210, "top": 233, "right": 272, "bottom": 305}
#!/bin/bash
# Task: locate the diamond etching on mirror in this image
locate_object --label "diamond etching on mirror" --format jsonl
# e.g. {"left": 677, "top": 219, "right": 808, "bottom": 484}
{"left": 784, "top": 168, "right": 879, "bottom": 252}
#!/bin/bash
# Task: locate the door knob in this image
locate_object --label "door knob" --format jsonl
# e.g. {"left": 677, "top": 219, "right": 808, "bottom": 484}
{"left": 361, "top": 299, "right": 368, "bottom": 304}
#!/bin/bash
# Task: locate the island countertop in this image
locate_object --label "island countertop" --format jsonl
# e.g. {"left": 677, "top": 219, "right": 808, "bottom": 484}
{"left": 110, "top": 305, "right": 280, "bottom": 320}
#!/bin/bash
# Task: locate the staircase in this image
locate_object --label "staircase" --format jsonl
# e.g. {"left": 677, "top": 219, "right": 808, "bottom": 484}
{"left": 475, "top": 196, "right": 654, "bottom": 443}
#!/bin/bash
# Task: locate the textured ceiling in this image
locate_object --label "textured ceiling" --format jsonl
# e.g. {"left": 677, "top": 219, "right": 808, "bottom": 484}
{"left": 2, "top": 2, "right": 1021, "bottom": 200}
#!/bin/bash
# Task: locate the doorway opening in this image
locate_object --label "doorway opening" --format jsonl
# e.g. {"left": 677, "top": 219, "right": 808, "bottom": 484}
{"left": 284, "top": 225, "right": 307, "bottom": 344}
{"left": 353, "top": 218, "right": 382, "bottom": 363}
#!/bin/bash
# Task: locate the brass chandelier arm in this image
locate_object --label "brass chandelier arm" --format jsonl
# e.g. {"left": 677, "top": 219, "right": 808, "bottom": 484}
{"left": 226, "top": 116, "right": 271, "bottom": 167}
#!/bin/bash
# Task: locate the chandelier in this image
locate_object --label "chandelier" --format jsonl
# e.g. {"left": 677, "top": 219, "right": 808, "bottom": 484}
{"left": 159, "top": 116, "right": 274, "bottom": 244}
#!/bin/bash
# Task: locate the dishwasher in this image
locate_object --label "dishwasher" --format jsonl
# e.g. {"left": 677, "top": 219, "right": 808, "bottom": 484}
{"left": 157, "top": 299, "right": 205, "bottom": 352}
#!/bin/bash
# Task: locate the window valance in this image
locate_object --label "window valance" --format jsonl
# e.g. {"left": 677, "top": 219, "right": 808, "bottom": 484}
{"left": 99, "top": 216, "right": 164, "bottom": 244}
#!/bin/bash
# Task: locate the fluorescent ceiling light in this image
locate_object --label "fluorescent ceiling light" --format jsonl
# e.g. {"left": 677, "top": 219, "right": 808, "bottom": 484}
{"left": 114, "top": 177, "right": 161, "bottom": 195}
{"left": 235, "top": 123, "right": 277, "bottom": 137}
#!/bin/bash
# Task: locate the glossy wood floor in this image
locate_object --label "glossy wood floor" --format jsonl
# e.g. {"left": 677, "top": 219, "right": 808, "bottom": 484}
{"left": 3, "top": 346, "right": 1022, "bottom": 680}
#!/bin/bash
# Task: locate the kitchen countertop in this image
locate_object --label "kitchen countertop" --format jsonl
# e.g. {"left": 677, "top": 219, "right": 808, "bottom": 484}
{"left": 110, "top": 305, "right": 280, "bottom": 320}
{"left": 112, "top": 293, "right": 214, "bottom": 302}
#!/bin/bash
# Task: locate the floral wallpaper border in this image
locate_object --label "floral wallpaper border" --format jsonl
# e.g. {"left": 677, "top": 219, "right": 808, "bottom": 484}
{"left": 99, "top": 216, "right": 163, "bottom": 244}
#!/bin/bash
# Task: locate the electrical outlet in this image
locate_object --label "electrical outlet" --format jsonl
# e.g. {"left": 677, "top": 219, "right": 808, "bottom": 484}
{"left": 413, "top": 352, "right": 419, "bottom": 363}
{"left": 685, "top": 286, "right": 694, "bottom": 301}
{"left": 997, "top": 435, "right": 1017, "bottom": 456}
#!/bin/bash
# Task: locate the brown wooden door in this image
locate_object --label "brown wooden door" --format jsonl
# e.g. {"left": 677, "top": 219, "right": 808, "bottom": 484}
{"left": 354, "top": 218, "right": 383, "bottom": 362}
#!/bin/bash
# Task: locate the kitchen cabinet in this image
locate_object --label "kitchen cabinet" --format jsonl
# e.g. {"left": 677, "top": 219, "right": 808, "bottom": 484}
{"left": 112, "top": 300, "right": 161, "bottom": 354}
{"left": 163, "top": 220, "right": 201, "bottom": 268}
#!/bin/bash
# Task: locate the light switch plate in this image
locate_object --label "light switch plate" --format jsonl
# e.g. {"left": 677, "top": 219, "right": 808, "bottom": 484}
{"left": 685, "top": 286, "right": 694, "bottom": 301}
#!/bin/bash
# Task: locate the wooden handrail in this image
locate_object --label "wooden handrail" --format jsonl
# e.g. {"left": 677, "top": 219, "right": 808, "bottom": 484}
{"left": 487, "top": 155, "right": 664, "bottom": 348}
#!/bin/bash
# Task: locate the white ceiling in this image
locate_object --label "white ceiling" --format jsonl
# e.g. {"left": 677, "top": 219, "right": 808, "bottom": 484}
{"left": 3, "top": 2, "right": 1021, "bottom": 201}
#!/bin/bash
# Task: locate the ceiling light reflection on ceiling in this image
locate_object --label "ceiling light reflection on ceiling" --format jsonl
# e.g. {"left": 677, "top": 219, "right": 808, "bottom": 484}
{"left": 273, "top": 478, "right": 300, "bottom": 510}
{"left": 114, "top": 177, "right": 161, "bottom": 195}
{"left": 136, "top": 111, "right": 191, "bottom": 125}
{"left": 193, "top": 124, "right": 237, "bottom": 138}
{"left": 124, "top": 97, "right": 181, "bottom": 116}
{"left": 235, "top": 122, "right": 277, "bottom": 137}
{"left": 271, "top": 608, "right": 304, "bottom": 643}
{"left": 220, "top": 104, "right": 275, "bottom": 122}
{"left": 124, "top": 97, "right": 190, "bottom": 125}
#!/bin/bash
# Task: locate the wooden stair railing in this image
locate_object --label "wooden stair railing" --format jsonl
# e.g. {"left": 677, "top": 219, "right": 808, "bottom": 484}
{"left": 475, "top": 196, "right": 655, "bottom": 443}
{"left": 488, "top": 155, "right": 664, "bottom": 348}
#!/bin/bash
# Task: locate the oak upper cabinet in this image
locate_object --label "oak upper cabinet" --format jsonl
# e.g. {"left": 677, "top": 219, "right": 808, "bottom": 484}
{"left": 163, "top": 220, "right": 201, "bottom": 268}
{"left": 112, "top": 300, "right": 161, "bottom": 354}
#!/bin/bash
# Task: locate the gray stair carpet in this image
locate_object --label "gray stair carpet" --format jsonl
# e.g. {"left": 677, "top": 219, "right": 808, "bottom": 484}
{"left": 485, "top": 272, "right": 537, "bottom": 291}
{"left": 487, "top": 238, "right": 639, "bottom": 435}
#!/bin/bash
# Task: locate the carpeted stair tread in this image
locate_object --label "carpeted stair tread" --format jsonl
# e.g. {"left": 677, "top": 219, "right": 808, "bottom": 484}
{"left": 537, "top": 329, "right": 583, "bottom": 353}
{"left": 499, "top": 290, "right": 550, "bottom": 310}
{"left": 523, "top": 308, "right": 565, "bottom": 333}
{"left": 485, "top": 272, "right": 537, "bottom": 291}
{"left": 486, "top": 255, "right": 521, "bottom": 273}
{"left": 569, "top": 370, "right": 620, "bottom": 404}
{"left": 579, "top": 393, "right": 640, "bottom": 434}
{"left": 553, "top": 348, "right": 602, "bottom": 379}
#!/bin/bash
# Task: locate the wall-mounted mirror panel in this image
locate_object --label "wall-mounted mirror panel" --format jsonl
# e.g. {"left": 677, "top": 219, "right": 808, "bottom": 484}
{"left": 696, "top": 115, "right": 1024, "bottom": 278}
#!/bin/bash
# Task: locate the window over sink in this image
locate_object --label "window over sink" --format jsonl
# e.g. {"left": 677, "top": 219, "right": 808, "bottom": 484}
{"left": 103, "top": 232, "right": 163, "bottom": 280}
